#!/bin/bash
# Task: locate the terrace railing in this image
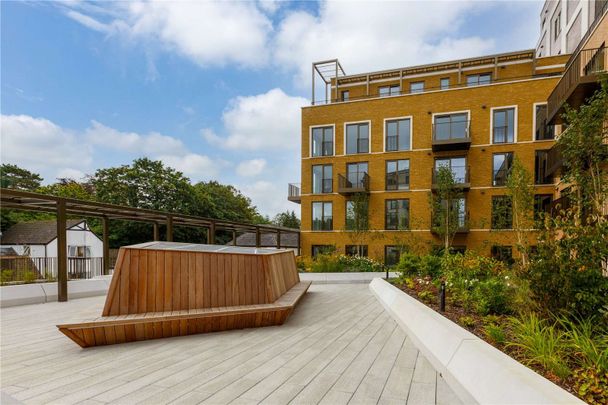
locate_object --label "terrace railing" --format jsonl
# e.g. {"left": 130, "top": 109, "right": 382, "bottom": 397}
{"left": 0, "top": 257, "right": 105, "bottom": 284}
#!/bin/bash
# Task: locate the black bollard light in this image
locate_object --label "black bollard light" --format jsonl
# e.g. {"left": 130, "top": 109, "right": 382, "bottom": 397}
{"left": 439, "top": 281, "right": 446, "bottom": 312}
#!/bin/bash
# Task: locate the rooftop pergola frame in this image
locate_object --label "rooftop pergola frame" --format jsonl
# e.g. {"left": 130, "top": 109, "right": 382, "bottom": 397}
{"left": 0, "top": 188, "right": 300, "bottom": 302}
{"left": 312, "top": 59, "right": 346, "bottom": 105}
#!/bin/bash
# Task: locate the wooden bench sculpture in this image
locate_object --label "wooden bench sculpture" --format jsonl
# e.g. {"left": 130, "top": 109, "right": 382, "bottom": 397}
{"left": 57, "top": 242, "right": 310, "bottom": 348}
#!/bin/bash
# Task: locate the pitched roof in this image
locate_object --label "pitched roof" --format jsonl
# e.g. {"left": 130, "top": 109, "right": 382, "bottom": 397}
{"left": 228, "top": 232, "right": 299, "bottom": 248}
{"left": 0, "top": 219, "right": 85, "bottom": 245}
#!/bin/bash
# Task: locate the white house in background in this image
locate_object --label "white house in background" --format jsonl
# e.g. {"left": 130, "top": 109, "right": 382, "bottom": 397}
{"left": 0, "top": 219, "right": 103, "bottom": 259}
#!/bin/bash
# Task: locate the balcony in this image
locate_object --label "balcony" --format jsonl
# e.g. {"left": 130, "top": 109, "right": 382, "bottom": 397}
{"left": 545, "top": 144, "right": 564, "bottom": 177}
{"left": 431, "top": 167, "right": 470, "bottom": 190}
{"left": 287, "top": 183, "right": 301, "bottom": 203}
{"left": 431, "top": 211, "right": 470, "bottom": 234}
{"left": 338, "top": 173, "right": 370, "bottom": 195}
{"left": 432, "top": 121, "right": 471, "bottom": 151}
{"left": 547, "top": 46, "right": 607, "bottom": 123}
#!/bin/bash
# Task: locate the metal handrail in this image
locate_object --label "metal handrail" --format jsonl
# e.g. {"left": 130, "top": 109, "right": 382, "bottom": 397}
{"left": 338, "top": 173, "right": 370, "bottom": 192}
{"left": 288, "top": 183, "right": 301, "bottom": 198}
{"left": 433, "top": 120, "right": 470, "bottom": 141}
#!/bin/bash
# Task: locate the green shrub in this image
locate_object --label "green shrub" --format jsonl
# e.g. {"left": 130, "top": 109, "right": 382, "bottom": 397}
{"left": 22, "top": 271, "right": 37, "bottom": 284}
{"left": 1, "top": 269, "right": 14, "bottom": 285}
{"left": 338, "top": 255, "right": 383, "bottom": 272}
{"left": 557, "top": 316, "right": 608, "bottom": 373}
{"left": 418, "top": 289, "right": 435, "bottom": 304}
{"left": 310, "top": 253, "right": 342, "bottom": 273}
{"left": 573, "top": 366, "right": 608, "bottom": 405}
{"left": 484, "top": 323, "right": 506, "bottom": 345}
{"left": 420, "top": 254, "right": 442, "bottom": 278}
{"left": 471, "top": 277, "right": 513, "bottom": 315}
{"left": 397, "top": 253, "right": 420, "bottom": 278}
{"left": 507, "top": 314, "right": 570, "bottom": 379}
{"left": 459, "top": 316, "right": 476, "bottom": 329}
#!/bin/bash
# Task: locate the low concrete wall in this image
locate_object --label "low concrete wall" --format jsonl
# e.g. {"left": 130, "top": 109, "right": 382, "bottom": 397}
{"left": 0, "top": 276, "right": 111, "bottom": 308}
{"left": 300, "top": 271, "right": 397, "bottom": 284}
{"left": 369, "top": 278, "right": 584, "bottom": 405}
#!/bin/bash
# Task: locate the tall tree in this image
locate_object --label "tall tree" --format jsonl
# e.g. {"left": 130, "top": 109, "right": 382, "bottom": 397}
{"left": 272, "top": 211, "right": 300, "bottom": 229}
{"left": 345, "top": 192, "right": 370, "bottom": 256}
{"left": 429, "top": 166, "right": 464, "bottom": 253}
{"left": 558, "top": 78, "right": 608, "bottom": 223}
{"left": 0, "top": 164, "right": 42, "bottom": 190}
{"left": 506, "top": 157, "right": 534, "bottom": 267}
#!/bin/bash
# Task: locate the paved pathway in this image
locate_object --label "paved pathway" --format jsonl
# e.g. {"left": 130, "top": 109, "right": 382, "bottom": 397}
{"left": 1, "top": 283, "right": 461, "bottom": 404}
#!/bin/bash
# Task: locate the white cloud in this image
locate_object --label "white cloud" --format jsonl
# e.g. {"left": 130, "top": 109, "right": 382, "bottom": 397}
{"left": 86, "top": 120, "right": 186, "bottom": 156}
{"left": 236, "top": 158, "right": 267, "bottom": 177}
{"left": 238, "top": 180, "right": 294, "bottom": 218}
{"left": 1, "top": 114, "right": 222, "bottom": 184}
{"left": 209, "top": 88, "right": 306, "bottom": 151}
{"left": 274, "top": 1, "right": 496, "bottom": 86}
{"left": 0, "top": 114, "right": 92, "bottom": 181}
{"left": 63, "top": 1, "right": 272, "bottom": 68}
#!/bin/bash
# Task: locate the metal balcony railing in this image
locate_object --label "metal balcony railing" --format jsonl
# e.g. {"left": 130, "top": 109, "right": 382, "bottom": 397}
{"left": 287, "top": 183, "right": 301, "bottom": 203}
{"left": 338, "top": 173, "right": 370, "bottom": 194}
{"left": 547, "top": 47, "right": 607, "bottom": 122}
{"left": 432, "top": 121, "right": 471, "bottom": 151}
{"left": 492, "top": 125, "right": 515, "bottom": 144}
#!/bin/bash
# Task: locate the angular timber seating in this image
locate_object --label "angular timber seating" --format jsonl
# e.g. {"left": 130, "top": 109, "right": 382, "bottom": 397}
{"left": 57, "top": 242, "right": 310, "bottom": 348}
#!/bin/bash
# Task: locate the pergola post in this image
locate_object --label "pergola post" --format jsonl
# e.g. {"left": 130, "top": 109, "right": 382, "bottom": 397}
{"left": 296, "top": 232, "right": 301, "bottom": 256}
{"left": 255, "top": 227, "right": 261, "bottom": 248}
{"left": 166, "top": 216, "right": 173, "bottom": 242}
{"left": 208, "top": 222, "right": 215, "bottom": 245}
{"left": 102, "top": 216, "right": 110, "bottom": 275}
{"left": 153, "top": 222, "right": 160, "bottom": 241}
{"left": 232, "top": 230, "right": 237, "bottom": 246}
{"left": 56, "top": 200, "right": 68, "bottom": 302}
{"left": 277, "top": 230, "right": 281, "bottom": 249}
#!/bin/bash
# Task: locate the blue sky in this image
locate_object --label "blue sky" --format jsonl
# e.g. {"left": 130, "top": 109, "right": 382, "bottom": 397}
{"left": 1, "top": 0, "right": 543, "bottom": 217}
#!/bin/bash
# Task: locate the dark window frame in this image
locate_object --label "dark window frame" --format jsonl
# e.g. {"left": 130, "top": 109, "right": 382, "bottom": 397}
{"left": 312, "top": 164, "right": 333, "bottom": 194}
{"left": 492, "top": 152, "right": 514, "bottom": 186}
{"left": 341, "top": 90, "right": 350, "bottom": 101}
{"left": 384, "top": 245, "right": 405, "bottom": 266}
{"left": 534, "top": 150, "right": 552, "bottom": 185}
{"left": 410, "top": 81, "right": 424, "bottom": 93}
{"left": 440, "top": 77, "right": 450, "bottom": 90}
{"left": 311, "top": 201, "right": 333, "bottom": 231}
{"left": 345, "top": 199, "right": 369, "bottom": 231}
{"left": 345, "top": 245, "right": 368, "bottom": 257}
{"left": 345, "top": 122, "right": 370, "bottom": 154}
{"left": 492, "top": 107, "right": 516, "bottom": 144}
{"left": 385, "top": 199, "right": 410, "bottom": 230}
{"left": 312, "top": 245, "right": 333, "bottom": 257}
{"left": 385, "top": 118, "right": 411, "bottom": 151}
{"left": 534, "top": 194, "right": 553, "bottom": 221}
{"left": 466, "top": 73, "right": 492, "bottom": 86}
{"left": 491, "top": 245, "right": 513, "bottom": 264}
{"left": 386, "top": 159, "right": 410, "bottom": 191}
{"left": 311, "top": 126, "right": 334, "bottom": 157}
{"left": 379, "top": 84, "right": 400, "bottom": 97}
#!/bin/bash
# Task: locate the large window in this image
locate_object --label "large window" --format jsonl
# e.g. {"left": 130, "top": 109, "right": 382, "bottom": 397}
{"left": 312, "top": 164, "right": 332, "bottom": 194}
{"left": 535, "top": 150, "right": 552, "bottom": 184}
{"left": 434, "top": 157, "right": 467, "bottom": 183}
{"left": 345, "top": 245, "right": 368, "bottom": 257}
{"left": 440, "top": 77, "right": 450, "bottom": 90}
{"left": 68, "top": 246, "right": 91, "bottom": 258}
{"left": 493, "top": 152, "right": 514, "bottom": 186}
{"left": 379, "top": 84, "right": 400, "bottom": 97}
{"left": 312, "top": 202, "right": 333, "bottom": 231}
{"left": 346, "top": 199, "right": 369, "bottom": 231}
{"left": 346, "top": 123, "right": 370, "bottom": 154}
{"left": 433, "top": 113, "right": 469, "bottom": 141}
{"left": 385, "top": 118, "right": 411, "bottom": 151}
{"left": 467, "top": 73, "right": 491, "bottom": 86}
{"left": 535, "top": 104, "right": 554, "bottom": 140}
{"left": 341, "top": 90, "right": 350, "bottom": 101}
{"left": 491, "top": 245, "right": 513, "bottom": 264}
{"left": 534, "top": 194, "right": 553, "bottom": 221}
{"left": 346, "top": 162, "right": 368, "bottom": 189}
{"left": 433, "top": 198, "right": 467, "bottom": 229}
{"left": 312, "top": 245, "right": 333, "bottom": 257}
{"left": 386, "top": 159, "right": 410, "bottom": 190}
{"left": 492, "top": 107, "right": 516, "bottom": 143}
{"left": 385, "top": 199, "right": 410, "bottom": 230}
{"left": 492, "top": 196, "right": 513, "bottom": 229}
{"left": 410, "top": 82, "right": 424, "bottom": 93}
{"left": 311, "top": 126, "right": 333, "bottom": 157}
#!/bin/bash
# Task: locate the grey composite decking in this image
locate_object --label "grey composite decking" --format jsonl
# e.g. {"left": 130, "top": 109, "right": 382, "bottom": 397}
{"left": 1, "top": 283, "right": 461, "bottom": 405}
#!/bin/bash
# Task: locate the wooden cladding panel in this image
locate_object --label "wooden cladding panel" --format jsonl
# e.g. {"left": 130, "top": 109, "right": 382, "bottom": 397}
{"left": 103, "top": 248, "right": 298, "bottom": 316}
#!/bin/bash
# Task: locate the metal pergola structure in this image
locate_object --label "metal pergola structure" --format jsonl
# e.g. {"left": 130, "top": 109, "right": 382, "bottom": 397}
{"left": 0, "top": 188, "right": 300, "bottom": 302}
{"left": 312, "top": 59, "right": 346, "bottom": 105}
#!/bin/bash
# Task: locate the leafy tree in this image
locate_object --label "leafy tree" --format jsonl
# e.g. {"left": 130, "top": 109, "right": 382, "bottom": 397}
{"left": 506, "top": 157, "right": 534, "bottom": 267}
{"left": 192, "top": 181, "right": 264, "bottom": 224}
{"left": 272, "top": 210, "right": 300, "bottom": 229}
{"left": 429, "top": 166, "right": 464, "bottom": 253}
{"left": 0, "top": 164, "right": 43, "bottom": 190}
{"left": 345, "top": 192, "right": 370, "bottom": 256}
{"left": 558, "top": 78, "right": 608, "bottom": 223}
{"left": 38, "top": 179, "right": 95, "bottom": 200}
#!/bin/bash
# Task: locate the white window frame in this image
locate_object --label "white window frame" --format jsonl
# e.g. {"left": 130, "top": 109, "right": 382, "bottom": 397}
{"left": 309, "top": 124, "right": 336, "bottom": 158}
{"left": 490, "top": 105, "right": 518, "bottom": 144}
{"left": 383, "top": 116, "right": 413, "bottom": 152}
{"left": 344, "top": 120, "right": 372, "bottom": 155}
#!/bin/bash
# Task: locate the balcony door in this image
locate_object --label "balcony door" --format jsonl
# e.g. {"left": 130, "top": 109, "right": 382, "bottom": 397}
{"left": 434, "top": 113, "right": 469, "bottom": 141}
{"left": 434, "top": 157, "right": 466, "bottom": 183}
{"left": 346, "top": 162, "right": 368, "bottom": 189}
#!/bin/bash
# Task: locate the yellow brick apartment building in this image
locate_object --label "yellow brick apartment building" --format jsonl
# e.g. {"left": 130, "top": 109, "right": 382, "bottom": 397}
{"left": 289, "top": 50, "right": 573, "bottom": 264}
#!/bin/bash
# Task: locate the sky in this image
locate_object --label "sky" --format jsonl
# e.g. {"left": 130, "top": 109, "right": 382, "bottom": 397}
{"left": 1, "top": 0, "right": 544, "bottom": 217}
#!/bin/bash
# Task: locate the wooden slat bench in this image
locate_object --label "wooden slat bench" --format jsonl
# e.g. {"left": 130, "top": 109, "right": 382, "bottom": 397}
{"left": 58, "top": 243, "right": 310, "bottom": 348}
